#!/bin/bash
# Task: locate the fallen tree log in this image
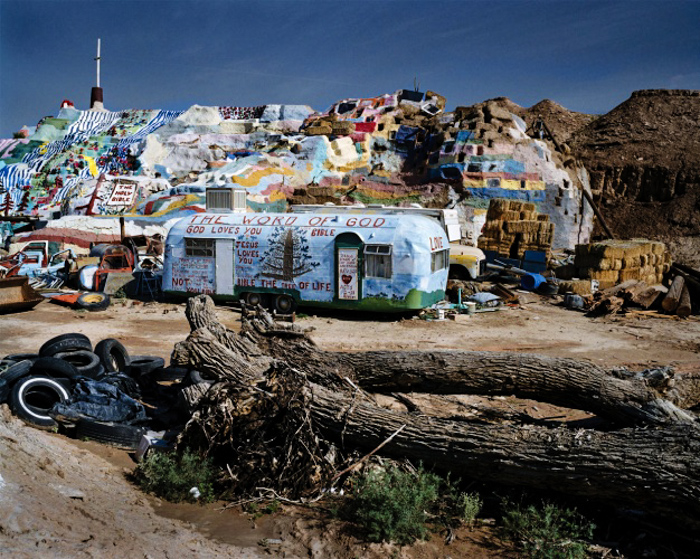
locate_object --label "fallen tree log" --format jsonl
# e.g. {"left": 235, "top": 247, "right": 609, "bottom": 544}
{"left": 310, "top": 384, "right": 700, "bottom": 531}
{"left": 173, "top": 295, "right": 700, "bottom": 532}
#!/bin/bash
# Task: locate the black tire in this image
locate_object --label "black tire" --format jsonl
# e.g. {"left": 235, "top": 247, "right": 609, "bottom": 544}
{"left": 187, "top": 369, "right": 214, "bottom": 385}
{"left": 39, "top": 333, "right": 92, "bottom": 357}
{"left": 4, "top": 353, "right": 40, "bottom": 362}
{"left": 129, "top": 356, "right": 166, "bottom": 376}
{"left": 30, "top": 357, "right": 80, "bottom": 380}
{"left": 0, "top": 378, "right": 9, "bottom": 404}
{"left": 76, "top": 292, "right": 111, "bottom": 311}
{"left": 0, "top": 360, "right": 33, "bottom": 385}
{"left": 10, "top": 376, "right": 71, "bottom": 428}
{"left": 53, "top": 350, "right": 103, "bottom": 379}
{"left": 94, "top": 339, "right": 131, "bottom": 373}
{"left": 76, "top": 419, "right": 146, "bottom": 450}
{"left": 243, "top": 292, "right": 267, "bottom": 308}
{"left": 152, "top": 366, "right": 188, "bottom": 382}
{"left": 274, "top": 294, "right": 297, "bottom": 314}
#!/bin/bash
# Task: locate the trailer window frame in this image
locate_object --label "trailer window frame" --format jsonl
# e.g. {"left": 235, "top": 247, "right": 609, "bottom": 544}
{"left": 185, "top": 238, "right": 216, "bottom": 258}
{"left": 364, "top": 244, "right": 393, "bottom": 278}
{"left": 431, "top": 249, "right": 449, "bottom": 272}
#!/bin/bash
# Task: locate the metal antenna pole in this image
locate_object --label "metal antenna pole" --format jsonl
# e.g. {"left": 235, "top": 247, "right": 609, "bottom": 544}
{"left": 95, "top": 38, "right": 101, "bottom": 88}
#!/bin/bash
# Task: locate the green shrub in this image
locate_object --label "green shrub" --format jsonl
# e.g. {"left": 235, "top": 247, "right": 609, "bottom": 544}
{"left": 346, "top": 464, "right": 441, "bottom": 545}
{"left": 134, "top": 450, "right": 217, "bottom": 503}
{"left": 500, "top": 500, "right": 594, "bottom": 559}
{"left": 456, "top": 491, "right": 483, "bottom": 526}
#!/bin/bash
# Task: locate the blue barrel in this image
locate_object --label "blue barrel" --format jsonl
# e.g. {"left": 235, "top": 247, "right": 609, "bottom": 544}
{"left": 520, "top": 273, "right": 546, "bottom": 291}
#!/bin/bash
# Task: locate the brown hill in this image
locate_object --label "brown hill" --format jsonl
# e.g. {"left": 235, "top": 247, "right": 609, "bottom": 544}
{"left": 523, "top": 99, "right": 595, "bottom": 142}
{"left": 569, "top": 90, "right": 700, "bottom": 265}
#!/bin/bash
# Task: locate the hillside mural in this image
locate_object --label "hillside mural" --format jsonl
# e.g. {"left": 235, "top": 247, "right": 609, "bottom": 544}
{"left": 0, "top": 89, "right": 594, "bottom": 251}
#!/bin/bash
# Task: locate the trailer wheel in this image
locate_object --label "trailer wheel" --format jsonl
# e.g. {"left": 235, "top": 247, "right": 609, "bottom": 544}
{"left": 243, "top": 292, "right": 267, "bottom": 308}
{"left": 274, "top": 294, "right": 296, "bottom": 314}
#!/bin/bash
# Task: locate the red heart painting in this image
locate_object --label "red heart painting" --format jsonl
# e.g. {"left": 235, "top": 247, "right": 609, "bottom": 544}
{"left": 341, "top": 274, "right": 353, "bottom": 284}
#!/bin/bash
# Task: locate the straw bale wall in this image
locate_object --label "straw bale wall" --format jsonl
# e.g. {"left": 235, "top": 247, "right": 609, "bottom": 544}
{"left": 574, "top": 239, "right": 671, "bottom": 288}
{"left": 477, "top": 198, "right": 554, "bottom": 259}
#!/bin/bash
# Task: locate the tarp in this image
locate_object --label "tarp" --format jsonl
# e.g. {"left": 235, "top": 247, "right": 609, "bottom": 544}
{"left": 51, "top": 374, "right": 147, "bottom": 425}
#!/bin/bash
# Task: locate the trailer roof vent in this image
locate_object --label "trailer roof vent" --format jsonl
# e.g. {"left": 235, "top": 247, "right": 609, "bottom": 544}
{"left": 206, "top": 187, "right": 247, "bottom": 213}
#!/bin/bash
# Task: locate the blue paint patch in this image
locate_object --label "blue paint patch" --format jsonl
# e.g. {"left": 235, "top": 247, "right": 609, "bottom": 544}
{"left": 466, "top": 187, "right": 547, "bottom": 202}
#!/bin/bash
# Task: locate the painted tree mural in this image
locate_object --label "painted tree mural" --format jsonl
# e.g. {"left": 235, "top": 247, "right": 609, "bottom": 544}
{"left": 259, "top": 227, "right": 319, "bottom": 282}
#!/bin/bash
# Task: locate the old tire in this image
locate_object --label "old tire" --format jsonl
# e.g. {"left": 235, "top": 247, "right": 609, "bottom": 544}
{"left": 0, "top": 360, "right": 34, "bottom": 386}
{"left": 10, "top": 376, "right": 71, "bottom": 428}
{"left": 4, "top": 353, "right": 40, "bottom": 362}
{"left": 39, "top": 333, "right": 92, "bottom": 357}
{"left": 186, "top": 369, "right": 214, "bottom": 386}
{"left": 274, "top": 294, "right": 297, "bottom": 314}
{"left": 0, "top": 378, "right": 9, "bottom": 404}
{"left": 76, "top": 419, "right": 146, "bottom": 450}
{"left": 30, "top": 357, "right": 80, "bottom": 380}
{"left": 129, "top": 356, "right": 165, "bottom": 376}
{"left": 94, "top": 339, "right": 131, "bottom": 373}
{"left": 77, "top": 292, "right": 111, "bottom": 311}
{"left": 53, "top": 350, "right": 103, "bottom": 379}
{"left": 152, "top": 366, "right": 188, "bottom": 382}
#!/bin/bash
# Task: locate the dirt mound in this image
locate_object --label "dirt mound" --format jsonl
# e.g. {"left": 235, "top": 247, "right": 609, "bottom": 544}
{"left": 524, "top": 99, "right": 595, "bottom": 142}
{"left": 571, "top": 89, "right": 700, "bottom": 171}
{"left": 569, "top": 90, "right": 700, "bottom": 264}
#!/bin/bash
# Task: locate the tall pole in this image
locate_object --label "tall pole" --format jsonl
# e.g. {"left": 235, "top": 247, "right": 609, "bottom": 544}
{"left": 95, "top": 38, "right": 101, "bottom": 88}
{"left": 90, "top": 38, "right": 104, "bottom": 109}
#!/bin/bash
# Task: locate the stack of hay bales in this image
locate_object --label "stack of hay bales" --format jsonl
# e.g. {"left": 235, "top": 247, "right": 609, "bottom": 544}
{"left": 574, "top": 239, "right": 671, "bottom": 289}
{"left": 478, "top": 199, "right": 555, "bottom": 258}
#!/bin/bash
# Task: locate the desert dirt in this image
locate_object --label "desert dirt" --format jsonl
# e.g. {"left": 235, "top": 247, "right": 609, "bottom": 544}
{"left": 1, "top": 297, "right": 699, "bottom": 558}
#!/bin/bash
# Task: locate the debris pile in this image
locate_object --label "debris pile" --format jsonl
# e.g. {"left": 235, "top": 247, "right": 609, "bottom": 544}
{"left": 0, "top": 333, "right": 184, "bottom": 450}
{"left": 478, "top": 198, "right": 554, "bottom": 258}
{"left": 574, "top": 239, "right": 671, "bottom": 289}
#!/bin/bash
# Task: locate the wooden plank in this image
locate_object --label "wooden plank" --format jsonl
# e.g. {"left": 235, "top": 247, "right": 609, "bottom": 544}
{"left": 662, "top": 275, "right": 685, "bottom": 313}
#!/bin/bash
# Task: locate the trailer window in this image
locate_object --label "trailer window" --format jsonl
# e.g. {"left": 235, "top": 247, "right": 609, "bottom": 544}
{"left": 431, "top": 249, "right": 449, "bottom": 272}
{"left": 185, "top": 238, "right": 215, "bottom": 257}
{"left": 364, "top": 245, "right": 392, "bottom": 278}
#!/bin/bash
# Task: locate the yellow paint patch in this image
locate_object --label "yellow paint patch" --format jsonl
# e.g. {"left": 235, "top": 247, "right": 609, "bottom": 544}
{"left": 83, "top": 155, "right": 98, "bottom": 177}
{"left": 230, "top": 167, "right": 294, "bottom": 187}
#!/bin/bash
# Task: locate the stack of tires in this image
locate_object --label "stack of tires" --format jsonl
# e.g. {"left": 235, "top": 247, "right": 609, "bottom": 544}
{"left": 0, "top": 333, "right": 186, "bottom": 450}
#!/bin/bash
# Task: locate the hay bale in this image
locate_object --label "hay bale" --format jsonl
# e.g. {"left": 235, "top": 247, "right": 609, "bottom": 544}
{"left": 501, "top": 210, "right": 521, "bottom": 221}
{"left": 537, "top": 214, "right": 549, "bottom": 222}
{"left": 559, "top": 279, "right": 593, "bottom": 296}
{"left": 618, "top": 268, "right": 642, "bottom": 282}
{"left": 589, "top": 269, "right": 620, "bottom": 283}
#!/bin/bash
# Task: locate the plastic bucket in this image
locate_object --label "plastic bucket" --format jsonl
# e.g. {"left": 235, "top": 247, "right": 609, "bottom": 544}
{"left": 520, "top": 273, "right": 546, "bottom": 291}
{"left": 466, "top": 302, "right": 476, "bottom": 315}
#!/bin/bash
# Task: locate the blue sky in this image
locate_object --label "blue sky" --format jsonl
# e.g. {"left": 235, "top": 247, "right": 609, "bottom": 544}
{"left": 1, "top": 0, "right": 699, "bottom": 137}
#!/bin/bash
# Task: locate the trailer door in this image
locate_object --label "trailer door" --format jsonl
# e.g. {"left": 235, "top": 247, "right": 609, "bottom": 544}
{"left": 215, "top": 239, "right": 235, "bottom": 296}
{"left": 335, "top": 233, "right": 362, "bottom": 301}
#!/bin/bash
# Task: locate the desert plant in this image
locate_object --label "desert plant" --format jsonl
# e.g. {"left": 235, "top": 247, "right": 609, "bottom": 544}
{"left": 456, "top": 491, "right": 483, "bottom": 526}
{"left": 133, "top": 450, "right": 217, "bottom": 503}
{"left": 345, "top": 464, "right": 441, "bottom": 545}
{"left": 500, "top": 500, "right": 594, "bottom": 559}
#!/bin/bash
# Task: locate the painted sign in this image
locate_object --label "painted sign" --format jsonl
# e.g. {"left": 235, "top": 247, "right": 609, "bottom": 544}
{"left": 337, "top": 248, "right": 358, "bottom": 300}
{"left": 107, "top": 182, "right": 137, "bottom": 206}
{"left": 171, "top": 256, "right": 215, "bottom": 294}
